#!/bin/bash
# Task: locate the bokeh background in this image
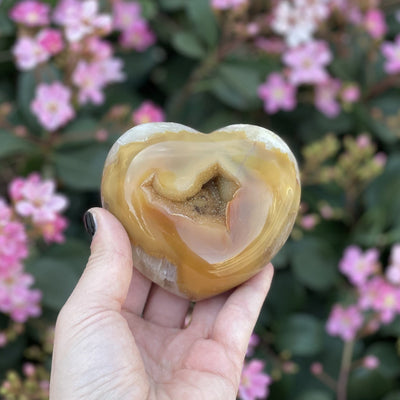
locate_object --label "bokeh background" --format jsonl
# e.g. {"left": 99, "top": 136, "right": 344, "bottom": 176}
{"left": 1, "top": 0, "right": 400, "bottom": 399}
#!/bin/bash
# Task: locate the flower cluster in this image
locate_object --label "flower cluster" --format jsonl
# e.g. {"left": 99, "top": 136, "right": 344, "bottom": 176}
{"left": 9, "top": 0, "right": 141, "bottom": 131}
{"left": 255, "top": 0, "right": 390, "bottom": 117}
{"left": 0, "top": 173, "right": 68, "bottom": 324}
{"left": 326, "top": 244, "right": 400, "bottom": 342}
{"left": 112, "top": 0, "right": 156, "bottom": 51}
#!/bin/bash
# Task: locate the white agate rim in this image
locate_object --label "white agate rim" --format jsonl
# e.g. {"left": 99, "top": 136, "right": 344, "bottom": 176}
{"left": 105, "top": 122, "right": 300, "bottom": 182}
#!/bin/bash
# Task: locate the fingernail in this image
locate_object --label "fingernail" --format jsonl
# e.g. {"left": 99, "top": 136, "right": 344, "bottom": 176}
{"left": 83, "top": 211, "right": 97, "bottom": 237}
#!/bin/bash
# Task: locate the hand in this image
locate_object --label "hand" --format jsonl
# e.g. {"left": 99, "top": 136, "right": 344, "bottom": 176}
{"left": 50, "top": 208, "right": 274, "bottom": 400}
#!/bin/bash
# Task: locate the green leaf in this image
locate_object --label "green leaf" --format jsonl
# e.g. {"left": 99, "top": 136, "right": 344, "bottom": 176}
{"left": 383, "top": 391, "right": 400, "bottom": 400}
{"left": 347, "top": 369, "right": 392, "bottom": 400}
{"left": 59, "top": 117, "right": 99, "bottom": 145}
{"left": 172, "top": 31, "right": 206, "bottom": 59}
{"left": 0, "top": 11, "right": 15, "bottom": 35}
{"left": 295, "top": 389, "right": 334, "bottom": 400}
{"left": 275, "top": 314, "right": 324, "bottom": 356}
{"left": 186, "top": 0, "right": 218, "bottom": 48}
{"left": 0, "top": 336, "right": 26, "bottom": 372}
{"left": 366, "top": 342, "right": 400, "bottom": 379}
{"left": 268, "top": 271, "right": 306, "bottom": 316}
{"left": 159, "top": 0, "right": 187, "bottom": 10}
{"left": 0, "top": 129, "right": 35, "bottom": 158}
{"left": 291, "top": 237, "right": 339, "bottom": 291}
{"left": 212, "top": 62, "right": 261, "bottom": 110}
{"left": 26, "top": 240, "right": 89, "bottom": 310}
{"left": 54, "top": 143, "right": 109, "bottom": 190}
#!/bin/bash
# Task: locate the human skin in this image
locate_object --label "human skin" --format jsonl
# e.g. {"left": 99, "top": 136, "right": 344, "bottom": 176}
{"left": 50, "top": 208, "right": 274, "bottom": 400}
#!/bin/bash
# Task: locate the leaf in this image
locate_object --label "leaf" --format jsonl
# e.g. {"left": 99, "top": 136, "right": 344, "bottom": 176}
{"left": 291, "top": 237, "right": 339, "bottom": 291}
{"left": 211, "top": 62, "right": 262, "bottom": 110}
{"left": 159, "top": 0, "right": 187, "bottom": 10}
{"left": 295, "top": 390, "right": 334, "bottom": 400}
{"left": 172, "top": 31, "right": 206, "bottom": 59}
{"left": 268, "top": 271, "right": 307, "bottom": 316}
{"left": 54, "top": 143, "right": 109, "bottom": 190}
{"left": 383, "top": 392, "right": 400, "bottom": 400}
{"left": 26, "top": 240, "right": 89, "bottom": 310}
{"left": 366, "top": 342, "right": 400, "bottom": 379}
{"left": 347, "top": 369, "right": 392, "bottom": 400}
{"left": 0, "top": 129, "right": 35, "bottom": 158}
{"left": 186, "top": 0, "right": 218, "bottom": 48}
{"left": 0, "top": 336, "right": 26, "bottom": 371}
{"left": 118, "top": 47, "right": 163, "bottom": 87}
{"left": 275, "top": 314, "right": 324, "bottom": 356}
{"left": 59, "top": 117, "right": 99, "bottom": 145}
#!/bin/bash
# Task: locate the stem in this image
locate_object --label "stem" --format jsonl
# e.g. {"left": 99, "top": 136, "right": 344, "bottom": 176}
{"left": 337, "top": 340, "right": 354, "bottom": 400}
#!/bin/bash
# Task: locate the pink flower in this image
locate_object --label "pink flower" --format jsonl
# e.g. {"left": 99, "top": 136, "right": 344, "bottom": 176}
{"left": 120, "top": 20, "right": 156, "bottom": 51}
{"left": 0, "top": 269, "right": 41, "bottom": 323}
{"left": 382, "top": 35, "right": 400, "bottom": 75}
{"left": 9, "top": 0, "right": 50, "bottom": 27}
{"left": 356, "top": 134, "right": 371, "bottom": 149}
{"left": 10, "top": 173, "right": 68, "bottom": 225}
{"left": 358, "top": 276, "right": 384, "bottom": 310}
{"left": 23, "top": 363, "right": 36, "bottom": 377}
{"left": 37, "top": 28, "right": 64, "bottom": 55}
{"left": 372, "top": 280, "right": 400, "bottom": 324}
{"left": 254, "top": 38, "right": 286, "bottom": 54}
{"left": 258, "top": 73, "right": 297, "bottom": 114}
{"left": 0, "top": 332, "right": 7, "bottom": 347}
{"left": 0, "top": 200, "right": 28, "bottom": 277}
{"left": 39, "top": 215, "right": 68, "bottom": 244}
{"left": 86, "top": 37, "right": 113, "bottom": 61}
{"left": 132, "top": 101, "right": 165, "bottom": 125}
{"left": 364, "top": 9, "right": 387, "bottom": 39}
{"left": 326, "top": 304, "right": 363, "bottom": 341}
{"left": 54, "top": 0, "right": 112, "bottom": 42}
{"left": 98, "top": 58, "right": 125, "bottom": 84}
{"left": 12, "top": 36, "right": 49, "bottom": 70}
{"left": 314, "top": 78, "right": 341, "bottom": 117}
{"left": 294, "top": 0, "right": 331, "bottom": 22}
{"left": 246, "top": 333, "right": 260, "bottom": 357}
{"left": 31, "top": 82, "right": 75, "bottom": 131}
{"left": 283, "top": 40, "right": 332, "bottom": 86}
{"left": 300, "top": 214, "right": 318, "bottom": 230}
{"left": 72, "top": 61, "right": 105, "bottom": 105}
{"left": 271, "top": 1, "right": 316, "bottom": 47}
{"left": 373, "top": 152, "right": 387, "bottom": 168}
{"left": 239, "top": 360, "right": 272, "bottom": 400}
{"left": 363, "top": 355, "right": 379, "bottom": 370}
{"left": 310, "top": 362, "right": 323, "bottom": 375}
{"left": 386, "top": 244, "right": 400, "bottom": 285}
{"left": 211, "top": 0, "right": 247, "bottom": 10}
{"left": 113, "top": 0, "right": 142, "bottom": 30}
{"left": 341, "top": 84, "right": 360, "bottom": 103}
{"left": 339, "top": 246, "right": 379, "bottom": 287}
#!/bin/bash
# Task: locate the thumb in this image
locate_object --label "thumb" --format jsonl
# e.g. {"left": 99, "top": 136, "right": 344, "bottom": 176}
{"left": 66, "top": 207, "right": 133, "bottom": 313}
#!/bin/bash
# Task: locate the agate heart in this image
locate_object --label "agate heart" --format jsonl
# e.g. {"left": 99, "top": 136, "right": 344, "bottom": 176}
{"left": 101, "top": 123, "right": 301, "bottom": 300}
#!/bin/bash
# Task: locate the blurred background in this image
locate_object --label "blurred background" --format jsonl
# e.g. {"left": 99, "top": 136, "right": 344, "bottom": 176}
{"left": 0, "top": 0, "right": 400, "bottom": 399}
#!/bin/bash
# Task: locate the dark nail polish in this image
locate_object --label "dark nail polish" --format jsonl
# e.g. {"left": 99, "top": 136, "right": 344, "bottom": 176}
{"left": 83, "top": 211, "right": 96, "bottom": 237}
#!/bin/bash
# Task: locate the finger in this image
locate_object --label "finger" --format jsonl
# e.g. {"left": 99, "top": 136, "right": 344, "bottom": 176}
{"left": 189, "top": 291, "right": 230, "bottom": 337}
{"left": 142, "top": 285, "right": 190, "bottom": 329}
{"left": 212, "top": 264, "right": 274, "bottom": 365}
{"left": 65, "top": 207, "right": 133, "bottom": 314}
{"left": 122, "top": 268, "right": 152, "bottom": 316}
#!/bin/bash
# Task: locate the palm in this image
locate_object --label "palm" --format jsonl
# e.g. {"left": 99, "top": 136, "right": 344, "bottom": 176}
{"left": 123, "top": 295, "right": 241, "bottom": 399}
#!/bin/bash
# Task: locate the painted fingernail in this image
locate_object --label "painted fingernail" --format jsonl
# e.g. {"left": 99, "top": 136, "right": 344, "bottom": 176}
{"left": 83, "top": 211, "right": 97, "bottom": 237}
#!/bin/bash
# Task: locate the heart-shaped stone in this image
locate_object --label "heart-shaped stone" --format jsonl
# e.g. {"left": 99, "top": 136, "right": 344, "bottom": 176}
{"left": 101, "top": 123, "right": 300, "bottom": 300}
